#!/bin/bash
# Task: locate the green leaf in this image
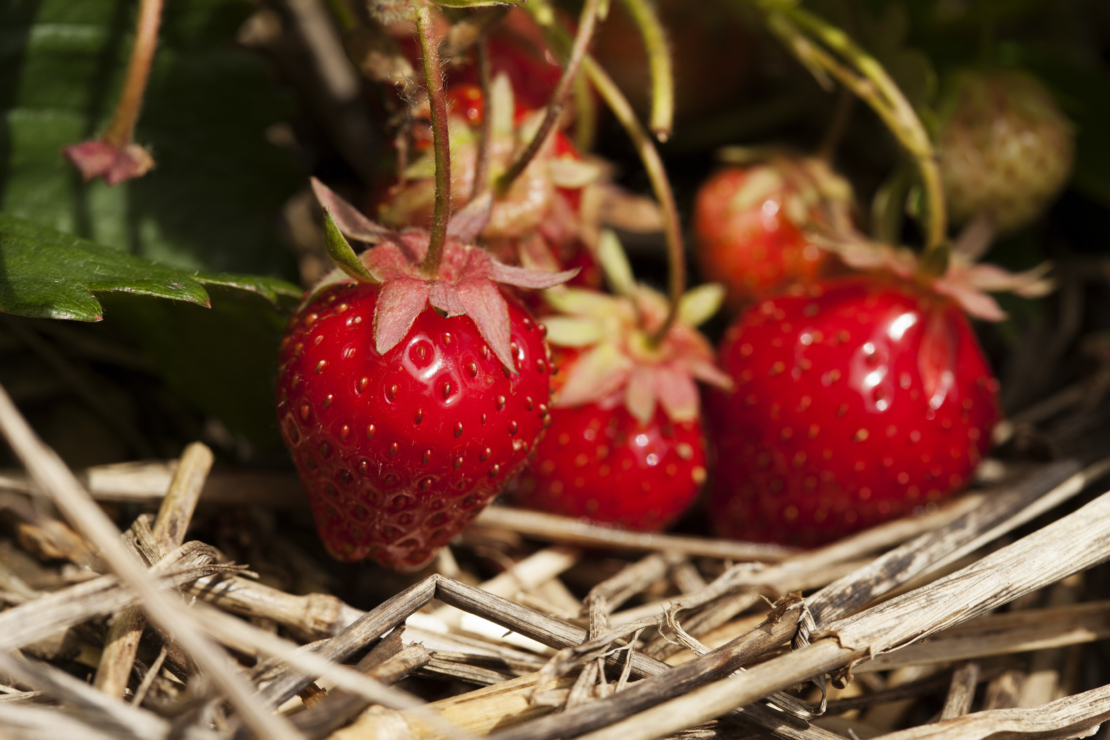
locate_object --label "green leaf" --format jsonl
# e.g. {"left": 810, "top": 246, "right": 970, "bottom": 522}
{"left": 0, "top": 0, "right": 302, "bottom": 277}
{"left": 0, "top": 215, "right": 300, "bottom": 321}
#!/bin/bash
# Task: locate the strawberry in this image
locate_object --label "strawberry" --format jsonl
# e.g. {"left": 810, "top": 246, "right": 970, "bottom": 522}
{"left": 705, "top": 241, "right": 1051, "bottom": 547}
{"left": 938, "top": 69, "right": 1074, "bottom": 234}
{"left": 276, "top": 181, "right": 575, "bottom": 570}
{"left": 509, "top": 235, "right": 731, "bottom": 531}
{"left": 692, "top": 153, "right": 857, "bottom": 311}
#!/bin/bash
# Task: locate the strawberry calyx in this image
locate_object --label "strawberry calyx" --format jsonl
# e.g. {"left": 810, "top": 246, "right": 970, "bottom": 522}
{"left": 310, "top": 177, "right": 577, "bottom": 372}
{"left": 384, "top": 74, "right": 603, "bottom": 243}
{"left": 815, "top": 225, "right": 1053, "bottom": 322}
{"left": 543, "top": 232, "right": 731, "bottom": 425}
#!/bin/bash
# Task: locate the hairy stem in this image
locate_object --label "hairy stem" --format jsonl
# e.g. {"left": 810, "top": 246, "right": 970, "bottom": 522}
{"left": 760, "top": 3, "right": 948, "bottom": 271}
{"left": 102, "top": 0, "right": 163, "bottom": 147}
{"left": 496, "top": 0, "right": 601, "bottom": 195}
{"left": 416, "top": 6, "right": 451, "bottom": 276}
{"left": 618, "top": 0, "right": 675, "bottom": 141}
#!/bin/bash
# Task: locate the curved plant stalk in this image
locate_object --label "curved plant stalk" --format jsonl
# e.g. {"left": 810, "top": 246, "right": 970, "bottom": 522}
{"left": 471, "top": 40, "right": 493, "bottom": 201}
{"left": 527, "top": 0, "right": 685, "bottom": 346}
{"left": 756, "top": 2, "right": 948, "bottom": 273}
{"left": 572, "top": 73, "right": 598, "bottom": 153}
{"left": 415, "top": 5, "right": 452, "bottom": 275}
{"left": 496, "top": 0, "right": 603, "bottom": 195}
{"left": 582, "top": 56, "right": 686, "bottom": 345}
{"left": 618, "top": 0, "right": 675, "bottom": 141}
{"left": 63, "top": 0, "right": 162, "bottom": 184}
{"left": 105, "top": 0, "right": 162, "bottom": 149}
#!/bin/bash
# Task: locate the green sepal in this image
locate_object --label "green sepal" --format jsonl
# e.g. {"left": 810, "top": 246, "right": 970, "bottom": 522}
{"left": 322, "top": 210, "right": 377, "bottom": 284}
{"left": 542, "top": 316, "right": 605, "bottom": 347}
{"left": 678, "top": 284, "right": 726, "bottom": 327}
{"left": 598, "top": 230, "right": 636, "bottom": 299}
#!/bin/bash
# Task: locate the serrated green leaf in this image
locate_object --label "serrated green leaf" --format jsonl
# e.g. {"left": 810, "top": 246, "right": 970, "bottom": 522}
{"left": 0, "top": 215, "right": 300, "bottom": 321}
{"left": 0, "top": 0, "right": 301, "bottom": 277}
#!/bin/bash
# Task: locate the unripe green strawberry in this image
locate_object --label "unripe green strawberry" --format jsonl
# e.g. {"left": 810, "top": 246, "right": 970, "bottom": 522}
{"left": 938, "top": 69, "right": 1074, "bottom": 234}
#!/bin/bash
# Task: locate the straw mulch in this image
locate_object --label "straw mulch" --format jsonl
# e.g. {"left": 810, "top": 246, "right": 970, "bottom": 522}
{"left": 3, "top": 336, "right": 1110, "bottom": 740}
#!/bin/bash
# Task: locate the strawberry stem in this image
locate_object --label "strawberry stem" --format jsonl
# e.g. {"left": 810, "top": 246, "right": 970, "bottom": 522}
{"left": 618, "top": 0, "right": 675, "bottom": 142}
{"left": 816, "top": 88, "right": 854, "bottom": 163}
{"left": 581, "top": 57, "right": 685, "bottom": 345}
{"left": 471, "top": 40, "right": 493, "bottom": 202}
{"left": 571, "top": 67, "right": 598, "bottom": 154}
{"left": 528, "top": 0, "right": 684, "bottom": 344}
{"left": 102, "top": 0, "right": 162, "bottom": 149}
{"left": 759, "top": 4, "right": 949, "bottom": 269}
{"left": 495, "top": 0, "right": 601, "bottom": 196}
{"left": 415, "top": 5, "right": 451, "bottom": 276}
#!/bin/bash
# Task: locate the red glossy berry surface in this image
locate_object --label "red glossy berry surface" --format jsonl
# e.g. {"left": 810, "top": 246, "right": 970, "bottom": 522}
{"left": 512, "top": 402, "right": 707, "bottom": 531}
{"left": 705, "top": 276, "right": 1001, "bottom": 547}
{"left": 693, "top": 166, "right": 833, "bottom": 310}
{"left": 276, "top": 282, "right": 552, "bottom": 569}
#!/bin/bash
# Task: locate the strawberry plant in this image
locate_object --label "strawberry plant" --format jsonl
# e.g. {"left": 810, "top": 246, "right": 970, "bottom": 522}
{"left": 6, "top": 0, "right": 1110, "bottom": 736}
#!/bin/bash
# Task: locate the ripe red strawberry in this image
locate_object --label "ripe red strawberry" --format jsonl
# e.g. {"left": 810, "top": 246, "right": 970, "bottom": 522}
{"left": 276, "top": 181, "right": 574, "bottom": 570}
{"left": 938, "top": 69, "right": 1074, "bottom": 234}
{"left": 693, "top": 153, "right": 857, "bottom": 311}
{"left": 510, "top": 237, "right": 730, "bottom": 531}
{"left": 705, "top": 243, "right": 1050, "bottom": 548}
{"left": 513, "top": 349, "right": 710, "bottom": 530}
